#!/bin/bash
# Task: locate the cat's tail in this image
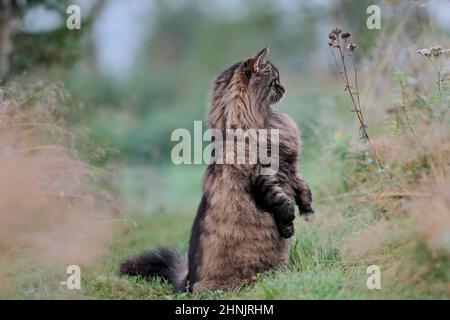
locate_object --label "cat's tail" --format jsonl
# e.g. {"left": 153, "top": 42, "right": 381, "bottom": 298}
{"left": 119, "top": 248, "right": 188, "bottom": 292}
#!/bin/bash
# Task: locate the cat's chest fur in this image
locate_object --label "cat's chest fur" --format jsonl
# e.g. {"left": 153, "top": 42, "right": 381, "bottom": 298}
{"left": 269, "top": 111, "right": 300, "bottom": 163}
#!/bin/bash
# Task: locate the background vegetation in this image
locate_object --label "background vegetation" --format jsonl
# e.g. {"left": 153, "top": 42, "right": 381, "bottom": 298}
{"left": 0, "top": 0, "right": 448, "bottom": 299}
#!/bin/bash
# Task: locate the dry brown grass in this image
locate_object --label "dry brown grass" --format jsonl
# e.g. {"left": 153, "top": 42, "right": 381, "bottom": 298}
{"left": 0, "top": 82, "right": 118, "bottom": 296}
{"left": 335, "top": 106, "right": 450, "bottom": 296}
{"left": 326, "top": 24, "right": 450, "bottom": 291}
{"left": 408, "top": 183, "right": 450, "bottom": 257}
{"left": 341, "top": 103, "right": 450, "bottom": 258}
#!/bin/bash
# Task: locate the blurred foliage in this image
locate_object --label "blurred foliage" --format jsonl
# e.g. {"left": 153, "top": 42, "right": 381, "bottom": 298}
{"left": 2, "top": 0, "right": 448, "bottom": 169}
{"left": 13, "top": 27, "right": 83, "bottom": 71}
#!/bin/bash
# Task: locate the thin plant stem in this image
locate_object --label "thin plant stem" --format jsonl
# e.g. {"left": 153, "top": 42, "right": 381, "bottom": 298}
{"left": 425, "top": 55, "right": 442, "bottom": 100}
{"left": 328, "top": 27, "right": 382, "bottom": 169}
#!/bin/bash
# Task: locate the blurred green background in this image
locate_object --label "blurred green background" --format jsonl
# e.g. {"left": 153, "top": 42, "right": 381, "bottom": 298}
{"left": 1, "top": 0, "right": 449, "bottom": 215}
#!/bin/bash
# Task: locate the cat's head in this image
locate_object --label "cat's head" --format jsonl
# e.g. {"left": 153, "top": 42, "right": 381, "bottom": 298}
{"left": 212, "top": 47, "right": 285, "bottom": 106}
{"left": 242, "top": 47, "right": 285, "bottom": 105}
{"left": 208, "top": 48, "right": 285, "bottom": 130}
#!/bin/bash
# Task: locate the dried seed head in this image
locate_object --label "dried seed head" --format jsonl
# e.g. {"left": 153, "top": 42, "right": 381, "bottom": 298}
{"left": 332, "top": 27, "right": 342, "bottom": 35}
{"left": 348, "top": 43, "right": 358, "bottom": 53}
{"left": 329, "top": 27, "right": 343, "bottom": 39}
{"left": 341, "top": 32, "right": 351, "bottom": 40}
{"left": 417, "top": 46, "right": 450, "bottom": 59}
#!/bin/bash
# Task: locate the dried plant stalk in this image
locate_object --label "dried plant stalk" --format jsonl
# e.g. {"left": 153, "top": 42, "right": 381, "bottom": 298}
{"left": 328, "top": 27, "right": 381, "bottom": 169}
{"left": 328, "top": 27, "right": 369, "bottom": 143}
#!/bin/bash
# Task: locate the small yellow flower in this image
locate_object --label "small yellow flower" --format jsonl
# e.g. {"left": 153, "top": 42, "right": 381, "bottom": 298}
{"left": 334, "top": 130, "right": 344, "bottom": 138}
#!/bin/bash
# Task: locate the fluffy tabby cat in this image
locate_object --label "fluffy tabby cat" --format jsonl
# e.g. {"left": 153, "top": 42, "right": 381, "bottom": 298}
{"left": 120, "top": 48, "right": 314, "bottom": 292}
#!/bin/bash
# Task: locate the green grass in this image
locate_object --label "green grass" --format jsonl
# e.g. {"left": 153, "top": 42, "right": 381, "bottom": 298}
{"left": 5, "top": 164, "right": 447, "bottom": 300}
{"left": 78, "top": 209, "right": 447, "bottom": 300}
{"left": 4, "top": 210, "right": 446, "bottom": 300}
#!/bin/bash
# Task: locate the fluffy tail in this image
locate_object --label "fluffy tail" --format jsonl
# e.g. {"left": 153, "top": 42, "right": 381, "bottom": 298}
{"left": 120, "top": 248, "right": 188, "bottom": 292}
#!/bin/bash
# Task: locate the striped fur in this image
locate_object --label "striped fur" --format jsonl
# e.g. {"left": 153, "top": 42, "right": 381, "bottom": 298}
{"left": 120, "top": 48, "right": 313, "bottom": 292}
{"left": 188, "top": 48, "right": 313, "bottom": 291}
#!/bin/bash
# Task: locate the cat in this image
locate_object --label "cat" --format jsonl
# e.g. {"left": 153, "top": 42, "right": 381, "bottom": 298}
{"left": 120, "top": 48, "right": 314, "bottom": 292}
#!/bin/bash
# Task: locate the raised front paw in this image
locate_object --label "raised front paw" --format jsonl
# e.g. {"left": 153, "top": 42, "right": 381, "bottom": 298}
{"left": 294, "top": 180, "right": 315, "bottom": 220}
{"left": 278, "top": 222, "right": 294, "bottom": 239}
{"left": 296, "top": 189, "right": 313, "bottom": 212}
{"left": 275, "top": 199, "right": 296, "bottom": 224}
{"left": 300, "top": 210, "right": 315, "bottom": 222}
{"left": 274, "top": 200, "right": 295, "bottom": 238}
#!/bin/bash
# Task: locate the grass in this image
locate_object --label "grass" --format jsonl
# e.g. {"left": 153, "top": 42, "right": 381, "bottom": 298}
{"left": 75, "top": 149, "right": 448, "bottom": 300}
{"left": 80, "top": 211, "right": 356, "bottom": 300}
{"left": 1, "top": 22, "right": 449, "bottom": 300}
{"left": 3, "top": 138, "right": 448, "bottom": 299}
{"left": 77, "top": 203, "right": 447, "bottom": 299}
{"left": 3, "top": 76, "right": 449, "bottom": 300}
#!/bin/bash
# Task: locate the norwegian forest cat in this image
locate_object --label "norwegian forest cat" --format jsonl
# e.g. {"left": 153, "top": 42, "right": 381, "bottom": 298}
{"left": 120, "top": 48, "right": 314, "bottom": 292}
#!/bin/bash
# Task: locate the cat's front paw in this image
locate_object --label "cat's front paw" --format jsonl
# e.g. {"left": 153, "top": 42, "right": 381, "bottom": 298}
{"left": 300, "top": 210, "right": 315, "bottom": 222}
{"left": 275, "top": 201, "right": 295, "bottom": 238}
{"left": 276, "top": 200, "right": 296, "bottom": 224}
{"left": 278, "top": 222, "right": 294, "bottom": 239}
{"left": 294, "top": 179, "right": 314, "bottom": 216}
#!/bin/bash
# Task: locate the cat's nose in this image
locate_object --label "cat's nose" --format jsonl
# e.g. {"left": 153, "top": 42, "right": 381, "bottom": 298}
{"left": 277, "top": 85, "right": 285, "bottom": 94}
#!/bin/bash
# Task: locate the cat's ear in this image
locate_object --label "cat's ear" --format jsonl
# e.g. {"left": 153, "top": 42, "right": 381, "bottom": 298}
{"left": 250, "top": 47, "right": 269, "bottom": 73}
